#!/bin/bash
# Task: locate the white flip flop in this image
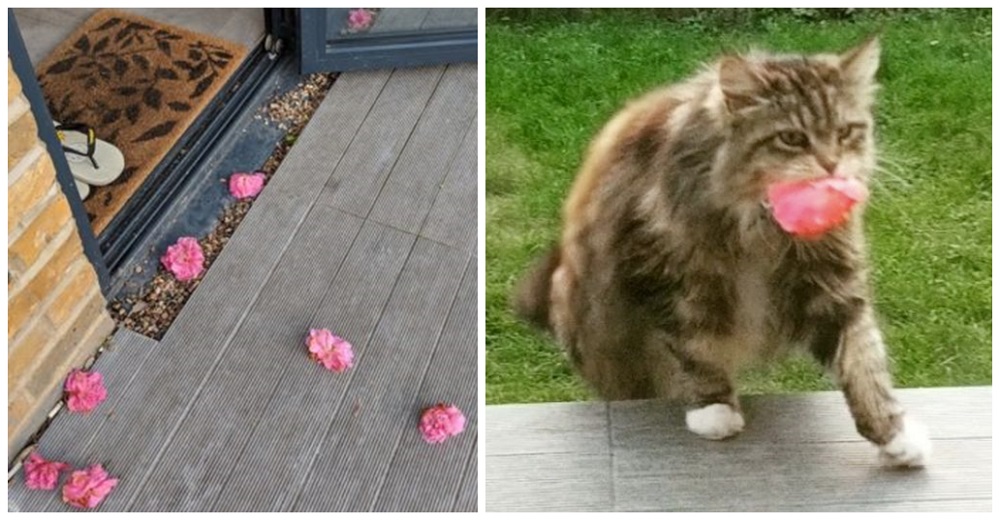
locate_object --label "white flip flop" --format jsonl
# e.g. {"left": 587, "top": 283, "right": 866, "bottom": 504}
{"left": 74, "top": 179, "right": 91, "bottom": 200}
{"left": 55, "top": 122, "right": 125, "bottom": 186}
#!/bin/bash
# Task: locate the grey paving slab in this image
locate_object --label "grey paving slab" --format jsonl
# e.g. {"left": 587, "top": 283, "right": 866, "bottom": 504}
{"left": 614, "top": 438, "right": 990, "bottom": 511}
{"left": 486, "top": 452, "right": 615, "bottom": 512}
{"left": 485, "top": 387, "right": 992, "bottom": 512}
{"left": 8, "top": 63, "right": 477, "bottom": 512}
{"left": 486, "top": 401, "right": 610, "bottom": 456}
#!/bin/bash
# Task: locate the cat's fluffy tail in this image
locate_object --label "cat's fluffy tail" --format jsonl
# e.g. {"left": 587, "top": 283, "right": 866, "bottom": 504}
{"left": 512, "top": 246, "right": 561, "bottom": 331}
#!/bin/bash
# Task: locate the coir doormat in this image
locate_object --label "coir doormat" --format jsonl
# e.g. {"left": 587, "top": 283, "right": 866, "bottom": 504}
{"left": 36, "top": 10, "right": 248, "bottom": 234}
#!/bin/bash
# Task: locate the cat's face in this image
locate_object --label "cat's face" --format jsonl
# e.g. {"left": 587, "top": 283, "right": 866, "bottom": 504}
{"left": 714, "top": 38, "right": 880, "bottom": 212}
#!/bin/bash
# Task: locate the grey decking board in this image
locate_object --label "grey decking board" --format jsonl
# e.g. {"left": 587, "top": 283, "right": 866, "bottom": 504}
{"left": 485, "top": 387, "right": 992, "bottom": 512}
{"left": 126, "top": 206, "right": 366, "bottom": 511}
{"left": 22, "top": 67, "right": 394, "bottom": 512}
{"left": 321, "top": 67, "right": 445, "bottom": 218}
{"left": 210, "top": 222, "right": 416, "bottom": 511}
{"left": 7, "top": 329, "right": 157, "bottom": 511}
{"left": 420, "top": 120, "right": 477, "bottom": 250}
{"left": 454, "top": 436, "right": 479, "bottom": 512}
{"left": 9, "top": 64, "right": 476, "bottom": 512}
{"left": 372, "top": 257, "right": 477, "bottom": 511}
{"left": 292, "top": 238, "right": 468, "bottom": 511}
{"left": 367, "top": 64, "right": 477, "bottom": 234}
{"left": 263, "top": 69, "right": 392, "bottom": 201}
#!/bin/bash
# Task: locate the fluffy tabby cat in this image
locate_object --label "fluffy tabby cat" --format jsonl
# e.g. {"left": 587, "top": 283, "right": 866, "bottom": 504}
{"left": 514, "top": 37, "right": 930, "bottom": 467}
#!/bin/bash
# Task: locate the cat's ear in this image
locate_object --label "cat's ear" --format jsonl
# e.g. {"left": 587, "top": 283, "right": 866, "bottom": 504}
{"left": 718, "top": 57, "right": 765, "bottom": 113}
{"left": 840, "top": 36, "right": 880, "bottom": 87}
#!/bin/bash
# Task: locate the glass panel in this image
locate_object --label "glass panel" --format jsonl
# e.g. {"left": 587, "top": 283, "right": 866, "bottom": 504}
{"left": 325, "top": 8, "right": 476, "bottom": 41}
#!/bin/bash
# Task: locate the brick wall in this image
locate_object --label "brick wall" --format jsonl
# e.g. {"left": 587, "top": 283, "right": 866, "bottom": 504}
{"left": 7, "top": 59, "right": 116, "bottom": 462}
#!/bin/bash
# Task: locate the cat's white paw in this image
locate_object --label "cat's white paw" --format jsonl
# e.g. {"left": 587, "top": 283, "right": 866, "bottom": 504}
{"left": 685, "top": 403, "right": 744, "bottom": 440}
{"left": 879, "top": 416, "right": 932, "bottom": 468}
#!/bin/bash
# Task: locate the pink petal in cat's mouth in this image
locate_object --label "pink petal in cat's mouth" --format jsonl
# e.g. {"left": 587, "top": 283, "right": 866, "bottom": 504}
{"left": 766, "top": 177, "right": 869, "bottom": 239}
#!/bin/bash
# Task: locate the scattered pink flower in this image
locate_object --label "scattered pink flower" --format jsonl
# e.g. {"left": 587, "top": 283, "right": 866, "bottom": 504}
{"left": 419, "top": 403, "right": 466, "bottom": 444}
{"left": 62, "top": 464, "right": 118, "bottom": 509}
{"left": 306, "top": 328, "right": 354, "bottom": 373}
{"left": 24, "top": 451, "right": 69, "bottom": 490}
{"left": 64, "top": 369, "right": 107, "bottom": 413}
{"left": 160, "top": 236, "right": 205, "bottom": 282}
{"left": 229, "top": 172, "right": 266, "bottom": 200}
{"left": 767, "top": 176, "right": 868, "bottom": 239}
{"left": 347, "top": 9, "right": 375, "bottom": 31}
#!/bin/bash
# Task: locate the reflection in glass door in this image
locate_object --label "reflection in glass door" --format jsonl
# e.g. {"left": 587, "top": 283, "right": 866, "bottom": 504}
{"left": 299, "top": 8, "right": 476, "bottom": 73}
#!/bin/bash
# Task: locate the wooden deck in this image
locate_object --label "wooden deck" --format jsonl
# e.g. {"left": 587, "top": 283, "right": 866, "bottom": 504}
{"left": 8, "top": 64, "right": 477, "bottom": 512}
{"left": 486, "top": 387, "right": 991, "bottom": 512}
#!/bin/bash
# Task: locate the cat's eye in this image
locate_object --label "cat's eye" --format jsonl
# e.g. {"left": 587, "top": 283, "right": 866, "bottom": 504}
{"left": 838, "top": 124, "right": 864, "bottom": 142}
{"left": 776, "top": 130, "right": 809, "bottom": 149}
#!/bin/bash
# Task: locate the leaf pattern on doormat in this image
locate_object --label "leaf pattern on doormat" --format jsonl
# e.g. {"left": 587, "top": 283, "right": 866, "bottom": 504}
{"left": 35, "top": 9, "right": 247, "bottom": 234}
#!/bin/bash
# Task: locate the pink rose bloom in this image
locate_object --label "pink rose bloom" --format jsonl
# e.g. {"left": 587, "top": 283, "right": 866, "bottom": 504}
{"left": 306, "top": 328, "right": 354, "bottom": 373}
{"left": 64, "top": 369, "right": 107, "bottom": 413}
{"left": 161, "top": 236, "right": 205, "bottom": 282}
{"left": 24, "top": 451, "right": 69, "bottom": 490}
{"left": 347, "top": 9, "right": 374, "bottom": 31}
{"left": 62, "top": 464, "right": 118, "bottom": 509}
{"left": 767, "top": 176, "right": 868, "bottom": 239}
{"left": 229, "top": 172, "right": 266, "bottom": 200}
{"left": 419, "top": 403, "right": 466, "bottom": 444}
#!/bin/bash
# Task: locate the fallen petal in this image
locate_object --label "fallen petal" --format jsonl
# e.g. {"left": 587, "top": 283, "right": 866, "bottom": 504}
{"left": 160, "top": 236, "right": 205, "bottom": 282}
{"left": 64, "top": 369, "right": 107, "bottom": 413}
{"left": 229, "top": 172, "right": 267, "bottom": 200}
{"left": 306, "top": 328, "right": 354, "bottom": 372}
{"left": 62, "top": 464, "right": 118, "bottom": 509}
{"left": 24, "top": 451, "right": 70, "bottom": 491}
{"left": 419, "top": 403, "right": 466, "bottom": 444}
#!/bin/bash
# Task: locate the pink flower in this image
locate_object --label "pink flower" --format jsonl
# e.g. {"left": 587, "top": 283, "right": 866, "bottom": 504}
{"left": 306, "top": 328, "right": 354, "bottom": 373}
{"left": 767, "top": 177, "right": 868, "bottom": 239}
{"left": 24, "top": 451, "right": 69, "bottom": 490}
{"left": 64, "top": 369, "right": 107, "bottom": 413}
{"left": 160, "top": 236, "right": 205, "bottom": 282}
{"left": 419, "top": 403, "right": 466, "bottom": 444}
{"left": 347, "top": 9, "right": 375, "bottom": 31}
{"left": 229, "top": 172, "right": 266, "bottom": 200}
{"left": 62, "top": 464, "right": 118, "bottom": 509}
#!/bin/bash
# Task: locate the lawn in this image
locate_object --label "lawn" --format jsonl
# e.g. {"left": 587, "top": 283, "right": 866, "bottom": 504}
{"left": 485, "top": 9, "right": 992, "bottom": 404}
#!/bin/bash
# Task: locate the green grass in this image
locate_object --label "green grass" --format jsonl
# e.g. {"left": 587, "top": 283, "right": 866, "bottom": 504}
{"left": 485, "top": 9, "right": 992, "bottom": 404}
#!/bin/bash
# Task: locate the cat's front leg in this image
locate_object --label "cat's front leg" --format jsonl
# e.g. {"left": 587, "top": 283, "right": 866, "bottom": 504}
{"left": 813, "top": 305, "right": 932, "bottom": 467}
{"left": 662, "top": 336, "right": 745, "bottom": 440}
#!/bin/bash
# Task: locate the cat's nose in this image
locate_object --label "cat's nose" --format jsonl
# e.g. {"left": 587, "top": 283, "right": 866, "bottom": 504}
{"left": 817, "top": 156, "right": 838, "bottom": 175}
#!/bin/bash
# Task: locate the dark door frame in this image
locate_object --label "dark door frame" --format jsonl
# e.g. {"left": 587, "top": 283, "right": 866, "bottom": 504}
{"left": 297, "top": 8, "right": 476, "bottom": 74}
{"left": 8, "top": 9, "right": 110, "bottom": 295}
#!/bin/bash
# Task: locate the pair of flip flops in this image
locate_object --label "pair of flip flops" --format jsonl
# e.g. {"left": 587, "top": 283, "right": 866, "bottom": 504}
{"left": 55, "top": 122, "right": 125, "bottom": 200}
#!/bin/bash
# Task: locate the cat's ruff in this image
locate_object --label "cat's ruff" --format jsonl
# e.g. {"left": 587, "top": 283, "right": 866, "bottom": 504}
{"left": 685, "top": 403, "right": 745, "bottom": 440}
{"left": 879, "top": 416, "right": 932, "bottom": 467}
